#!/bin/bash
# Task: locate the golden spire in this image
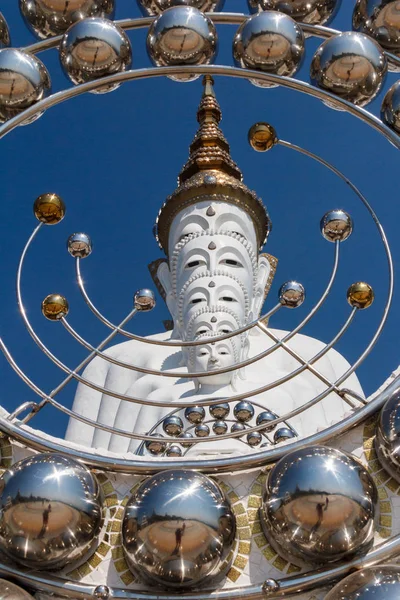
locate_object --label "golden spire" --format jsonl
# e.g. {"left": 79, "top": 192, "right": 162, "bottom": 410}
{"left": 178, "top": 75, "right": 243, "bottom": 183}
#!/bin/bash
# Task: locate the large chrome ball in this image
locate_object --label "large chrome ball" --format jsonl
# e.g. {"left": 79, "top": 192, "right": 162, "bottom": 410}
{"left": 320, "top": 209, "right": 353, "bottom": 242}
{"left": 0, "top": 49, "right": 51, "bottom": 125}
{"left": 310, "top": 32, "right": 388, "bottom": 107}
{"left": 0, "top": 580, "right": 35, "bottom": 600}
{"left": 0, "top": 453, "right": 103, "bottom": 570}
{"left": 247, "top": 431, "right": 262, "bottom": 446}
{"left": 260, "top": 446, "right": 378, "bottom": 566}
{"left": 195, "top": 423, "right": 210, "bottom": 437}
{"left": 381, "top": 79, "right": 400, "bottom": 133}
{"left": 353, "top": 0, "right": 400, "bottom": 68}
{"left": 256, "top": 410, "right": 277, "bottom": 432}
{"left": 234, "top": 401, "right": 255, "bottom": 422}
{"left": 19, "top": 0, "right": 115, "bottom": 40}
{"left": 137, "top": 0, "right": 225, "bottom": 17}
{"left": 134, "top": 288, "right": 156, "bottom": 311}
{"left": 279, "top": 281, "right": 305, "bottom": 308}
{"left": 59, "top": 18, "right": 132, "bottom": 94}
{"left": 163, "top": 416, "right": 184, "bottom": 436}
{"left": 325, "top": 566, "right": 400, "bottom": 599}
{"left": 273, "top": 426, "right": 296, "bottom": 443}
{"left": 233, "top": 11, "right": 305, "bottom": 88}
{"left": 67, "top": 232, "right": 93, "bottom": 258}
{"left": 375, "top": 383, "right": 400, "bottom": 482}
{"left": 122, "top": 470, "right": 236, "bottom": 589}
{"left": 247, "top": 0, "right": 341, "bottom": 26}
{"left": 0, "top": 13, "right": 11, "bottom": 47}
{"left": 185, "top": 405, "right": 205, "bottom": 424}
{"left": 147, "top": 6, "right": 217, "bottom": 82}
{"left": 166, "top": 445, "right": 183, "bottom": 457}
{"left": 213, "top": 420, "right": 228, "bottom": 435}
{"left": 145, "top": 435, "right": 167, "bottom": 455}
{"left": 209, "top": 403, "right": 230, "bottom": 419}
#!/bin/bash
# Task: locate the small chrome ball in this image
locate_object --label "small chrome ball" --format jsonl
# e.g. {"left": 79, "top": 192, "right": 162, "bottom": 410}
{"left": 231, "top": 422, "right": 246, "bottom": 433}
{"left": 19, "top": 0, "right": 115, "bottom": 40}
{"left": 0, "top": 49, "right": 51, "bottom": 125}
{"left": 195, "top": 423, "right": 210, "bottom": 437}
{"left": 353, "top": 0, "right": 400, "bottom": 68}
{"left": 234, "top": 401, "right": 255, "bottom": 422}
{"left": 137, "top": 0, "right": 225, "bottom": 17}
{"left": 213, "top": 420, "right": 228, "bottom": 435}
{"left": 247, "top": 0, "right": 340, "bottom": 26}
{"left": 325, "top": 566, "right": 400, "bottom": 599}
{"left": 60, "top": 18, "right": 132, "bottom": 94}
{"left": 375, "top": 383, "right": 400, "bottom": 482}
{"left": 256, "top": 410, "right": 277, "bottom": 432}
{"left": 145, "top": 434, "right": 167, "bottom": 455}
{"left": 67, "top": 232, "right": 93, "bottom": 258}
{"left": 310, "top": 32, "right": 388, "bottom": 107}
{"left": 263, "top": 579, "right": 280, "bottom": 593}
{"left": 163, "top": 415, "right": 184, "bottom": 436}
{"left": 248, "top": 122, "right": 278, "bottom": 152}
{"left": 122, "top": 470, "right": 236, "bottom": 589}
{"left": 134, "top": 288, "right": 156, "bottom": 311}
{"left": 185, "top": 405, "right": 205, "bottom": 424}
{"left": 347, "top": 282, "right": 374, "bottom": 309}
{"left": 273, "top": 427, "right": 296, "bottom": 443}
{"left": 260, "top": 445, "right": 378, "bottom": 566}
{"left": 93, "top": 585, "right": 110, "bottom": 600}
{"left": 247, "top": 431, "right": 262, "bottom": 447}
{"left": 0, "top": 12, "right": 11, "bottom": 47}
{"left": 0, "top": 579, "right": 35, "bottom": 600}
{"left": 34, "top": 192, "right": 65, "bottom": 224}
{"left": 209, "top": 403, "right": 230, "bottom": 419}
{"left": 320, "top": 209, "right": 353, "bottom": 242}
{"left": 42, "top": 294, "right": 69, "bottom": 320}
{"left": 147, "top": 6, "right": 217, "bottom": 82}
{"left": 179, "top": 431, "right": 194, "bottom": 447}
{"left": 381, "top": 80, "right": 400, "bottom": 133}
{"left": 279, "top": 281, "right": 305, "bottom": 308}
{"left": 166, "top": 444, "right": 183, "bottom": 457}
{"left": 233, "top": 11, "right": 305, "bottom": 88}
{"left": 0, "top": 453, "right": 103, "bottom": 569}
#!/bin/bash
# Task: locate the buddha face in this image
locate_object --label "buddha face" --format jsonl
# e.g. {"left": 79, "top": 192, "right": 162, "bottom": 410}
{"left": 190, "top": 340, "right": 239, "bottom": 386}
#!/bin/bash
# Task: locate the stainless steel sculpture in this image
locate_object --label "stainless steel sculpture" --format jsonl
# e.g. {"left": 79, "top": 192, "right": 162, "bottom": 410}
{"left": 0, "top": 453, "right": 103, "bottom": 569}
{"left": 260, "top": 445, "right": 378, "bottom": 565}
{"left": 122, "top": 470, "right": 236, "bottom": 589}
{"left": 325, "top": 565, "right": 400, "bottom": 599}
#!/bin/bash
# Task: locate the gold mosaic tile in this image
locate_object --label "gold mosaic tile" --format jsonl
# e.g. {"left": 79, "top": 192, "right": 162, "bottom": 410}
{"left": 77, "top": 563, "right": 91, "bottom": 578}
{"left": 363, "top": 437, "right": 374, "bottom": 449}
{"left": 102, "top": 482, "right": 114, "bottom": 495}
{"left": 378, "top": 487, "right": 388, "bottom": 500}
{"left": 262, "top": 546, "right": 277, "bottom": 561}
{"left": 233, "top": 555, "right": 247, "bottom": 570}
{"left": 109, "top": 521, "right": 121, "bottom": 533}
{"left": 111, "top": 533, "right": 122, "bottom": 546}
{"left": 236, "top": 514, "right": 248, "bottom": 527}
{"left": 1, "top": 446, "right": 12, "bottom": 458}
{"left": 233, "top": 503, "right": 246, "bottom": 515}
{"left": 379, "top": 515, "right": 392, "bottom": 528}
{"left": 112, "top": 546, "right": 124, "bottom": 560}
{"left": 121, "top": 496, "right": 130, "bottom": 506}
{"left": 380, "top": 501, "right": 391, "bottom": 513}
{"left": 287, "top": 563, "right": 301, "bottom": 574}
{"left": 364, "top": 448, "right": 377, "bottom": 461}
{"left": 68, "top": 569, "right": 80, "bottom": 580}
{"left": 369, "top": 460, "right": 381, "bottom": 473}
{"left": 115, "top": 558, "right": 129, "bottom": 573}
{"left": 96, "top": 473, "right": 108, "bottom": 484}
{"left": 386, "top": 479, "right": 399, "bottom": 493}
{"left": 250, "top": 482, "right": 262, "bottom": 495}
{"left": 254, "top": 534, "right": 266, "bottom": 548}
{"left": 375, "top": 471, "right": 390, "bottom": 485}
{"left": 228, "top": 491, "right": 240, "bottom": 503}
{"left": 120, "top": 571, "right": 135, "bottom": 586}
{"left": 247, "top": 508, "right": 258, "bottom": 522}
{"left": 88, "top": 554, "right": 102, "bottom": 569}
{"left": 238, "top": 527, "right": 251, "bottom": 540}
{"left": 115, "top": 507, "right": 124, "bottom": 520}
{"left": 250, "top": 521, "right": 262, "bottom": 534}
{"left": 273, "top": 556, "right": 288, "bottom": 571}
{"left": 378, "top": 527, "right": 391, "bottom": 538}
{"left": 248, "top": 495, "right": 262, "bottom": 508}
{"left": 238, "top": 541, "right": 251, "bottom": 554}
{"left": 105, "top": 495, "right": 119, "bottom": 507}
{"left": 227, "top": 567, "right": 241, "bottom": 582}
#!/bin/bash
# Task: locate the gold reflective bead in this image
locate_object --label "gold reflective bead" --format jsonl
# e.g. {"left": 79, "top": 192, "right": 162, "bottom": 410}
{"left": 41, "top": 294, "right": 69, "bottom": 320}
{"left": 34, "top": 193, "right": 66, "bottom": 225}
{"left": 248, "top": 122, "right": 278, "bottom": 152}
{"left": 347, "top": 282, "right": 374, "bottom": 309}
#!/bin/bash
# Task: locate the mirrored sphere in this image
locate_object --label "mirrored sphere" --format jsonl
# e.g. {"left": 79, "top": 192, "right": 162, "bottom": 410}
{"left": 260, "top": 446, "right": 378, "bottom": 566}
{"left": 195, "top": 423, "right": 210, "bottom": 437}
{"left": 310, "top": 32, "right": 388, "bottom": 107}
{"left": 0, "top": 579, "right": 35, "bottom": 600}
{"left": 256, "top": 410, "right": 278, "bottom": 432}
{"left": 231, "top": 422, "right": 246, "bottom": 433}
{"left": 41, "top": 293, "right": 69, "bottom": 320}
{"left": 166, "top": 445, "right": 183, "bottom": 457}
{"left": 0, "top": 453, "right": 103, "bottom": 569}
{"left": 320, "top": 209, "right": 353, "bottom": 242}
{"left": 212, "top": 420, "right": 228, "bottom": 435}
{"left": 185, "top": 405, "right": 205, "bottom": 424}
{"left": 247, "top": 0, "right": 341, "bottom": 26}
{"left": 147, "top": 6, "right": 217, "bottom": 82}
{"left": 59, "top": 18, "right": 132, "bottom": 93}
{"left": 137, "top": 0, "right": 225, "bottom": 17}
{"left": 247, "top": 431, "right": 262, "bottom": 446}
{"left": 273, "top": 426, "right": 296, "bottom": 443}
{"left": 93, "top": 586, "right": 110, "bottom": 600}
{"left": 19, "top": 0, "right": 115, "bottom": 40}
{"left": 279, "top": 281, "right": 305, "bottom": 308}
{"left": 209, "top": 403, "right": 230, "bottom": 419}
{"left": 179, "top": 432, "right": 194, "bottom": 447}
{"left": 381, "top": 79, "right": 400, "bottom": 132}
{"left": 375, "top": 382, "right": 400, "bottom": 482}
{"left": 163, "top": 416, "right": 184, "bottom": 436}
{"left": 145, "top": 435, "right": 167, "bottom": 455}
{"left": 134, "top": 288, "right": 156, "bottom": 311}
{"left": 233, "top": 11, "right": 305, "bottom": 88}
{"left": 34, "top": 192, "right": 65, "bottom": 224}
{"left": 234, "top": 401, "right": 255, "bottom": 422}
{"left": 0, "top": 12, "right": 11, "bottom": 47}
{"left": 347, "top": 281, "right": 374, "bottom": 309}
{"left": 0, "top": 49, "right": 51, "bottom": 125}
{"left": 325, "top": 565, "right": 400, "bottom": 599}
{"left": 122, "top": 470, "right": 236, "bottom": 589}
{"left": 353, "top": 0, "right": 400, "bottom": 69}
{"left": 67, "top": 232, "right": 92, "bottom": 257}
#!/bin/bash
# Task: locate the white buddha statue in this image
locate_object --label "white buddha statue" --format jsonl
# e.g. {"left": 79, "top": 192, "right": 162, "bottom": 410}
{"left": 65, "top": 76, "right": 364, "bottom": 453}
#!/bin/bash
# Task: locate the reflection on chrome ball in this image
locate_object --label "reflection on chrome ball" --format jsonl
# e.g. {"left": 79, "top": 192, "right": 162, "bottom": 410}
{"left": 122, "top": 470, "right": 236, "bottom": 589}
{"left": 376, "top": 383, "right": 400, "bottom": 482}
{"left": 137, "top": 0, "right": 225, "bottom": 17}
{"left": 0, "top": 12, "right": 11, "bottom": 47}
{"left": 60, "top": 18, "right": 132, "bottom": 94}
{"left": 19, "top": 0, "right": 115, "bottom": 40}
{"left": 353, "top": 0, "right": 400, "bottom": 69}
{"left": 310, "top": 31, "right": 387, "bottom": 107}
{"left": 320, "top": 209, "right": 353, "bottom": 242}
{"left": 325, "top": 565, "right": 400, "bottom": 599}
{"left": 0, "top": 579, "right": 35, "bottom": 600}
{"left": 381, "top": 79, "right": 400, "bottom": 133}
{"left": 0, "top": 49, "right": 51, "bottom": 125}
{"left": 147, "top": 6, "right": 217, "bottom": 82}
{"left": 260, "top": 446, "right": 378, "bottom": 566}
{"left": 247, "top": 0, "right": 341, "bottom": 26}
{"left": 0, "top": 453, "right": 103, "bottom": 570}
{"left": 233, "top": 11, "right": 305, "bottom": 88}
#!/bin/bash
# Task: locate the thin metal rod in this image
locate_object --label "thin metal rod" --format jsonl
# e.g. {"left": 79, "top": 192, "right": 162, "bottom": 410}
{"left": 0, "top": 66, "right": 398, "bottom": 149}
{"left": 7, "top": 402, "right": 39, "bottom": 422}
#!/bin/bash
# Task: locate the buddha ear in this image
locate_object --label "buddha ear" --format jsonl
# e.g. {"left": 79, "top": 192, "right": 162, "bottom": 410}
{"left": 148, "top": 259, "right": 176, "bottom": 319}
{"left": 253, "top": 254, "right": 272, "bottom": 318}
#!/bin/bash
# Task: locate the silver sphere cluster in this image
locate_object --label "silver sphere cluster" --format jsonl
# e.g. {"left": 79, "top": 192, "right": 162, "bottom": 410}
{"left": 122, "top": 470, "right": 236, "bottom": 589}
{"left": 381, "top": 80, "right": 400, "bottom": 133}
{"left": 247, "top": 0, "right": 341, "bottom": 27}
{"left": 353, "top": 0, "right": 400, "bottom": 66}
{"left": 0, "top": 453, "right": 103, "bottom": 570}
{"left": 147, "top": 6, "right": 217, "bottom": 82}
{"left": 59, "top": 18, "right": 132, "bottom": 94}
{"left": 137, "top": 0, "right": 225, "bottom": 17}
{"left": 375, "top": 384, "right": 400, "bottom": 483}
{"left": 260, "top": 445, "right": 378, "bottom": 566}
{"left": 325, "top": 565, "right": 400, "bottom": 599}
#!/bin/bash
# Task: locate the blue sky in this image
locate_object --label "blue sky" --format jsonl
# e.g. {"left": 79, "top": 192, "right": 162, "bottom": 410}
{"left": 0, "top": 0, "right": 399, "bottom": 439}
